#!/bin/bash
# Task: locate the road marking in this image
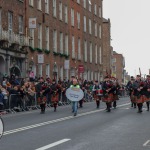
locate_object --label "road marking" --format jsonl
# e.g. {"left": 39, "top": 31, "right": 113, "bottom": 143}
{"left": 3, "top": 102, "right": 130, "bottom": 136}
{"left": 143, "top": 140, "right": 150, "bottom": 147}
{"left": 125, "top": 108, "right": 130, "bottom": 109}
{"left": 35, "top": 139, "right": 71, "bottom": 150}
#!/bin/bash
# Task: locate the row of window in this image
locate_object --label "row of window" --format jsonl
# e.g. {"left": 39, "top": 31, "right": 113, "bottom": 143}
{"left": 77, "top": 0, "right": 102, "bottom": 17}
{"left": 0, "top": 9, "right": 23, "bottom": 43}
{"left": 28, "top": 0, "right": 102, "bottom": 18}
{"left": 0, "top": 10, "right": 101, "bottom": 43}
{"left": 30, "top": 26, "right": 102, "bottom": 64}
{"left": 73, "top": 10, "right": 102, "bottom": 38}
{"left": 37, "top": 64, "right": 101, "bottom": 81}
{"left": 32, "top": 0, "right": 102, "bottom": 38}
{"left": 0, "top": 9, "right": 102, "bottom": 65}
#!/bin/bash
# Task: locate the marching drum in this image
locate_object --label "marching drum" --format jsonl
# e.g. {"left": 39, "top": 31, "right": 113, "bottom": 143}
{"left": 96, "top": 89, "right": 103, "bottom": 96}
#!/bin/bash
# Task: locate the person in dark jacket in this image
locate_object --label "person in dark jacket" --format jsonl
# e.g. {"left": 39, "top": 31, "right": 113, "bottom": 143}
{"left": 0, "top": 89, "right": 4, "bottom": 111}
{"left": 102, "top": 76, "right": 115, "bottom": 112}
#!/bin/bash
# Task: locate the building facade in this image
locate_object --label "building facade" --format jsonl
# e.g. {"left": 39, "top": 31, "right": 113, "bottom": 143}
{"left": 0, "top": 0, "right": 104, "bottom": 81}
{"left": 102, "top": 18, "right": 113, "bottom": 77}
{"left": 112, "top": 51, "right": 125, "bottom": 84}
{"left": 0, "top": 0, "right": 29, "bottom": 82}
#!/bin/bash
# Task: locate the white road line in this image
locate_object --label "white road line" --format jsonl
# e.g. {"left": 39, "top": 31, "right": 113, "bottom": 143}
{"left": 143, "top": 140, "right": 150, "bottom": 146}
{"left": 3, "top": 102, "right": 130, "bottom": 136}
{"left": 35, "top": 139, "right": 71, "bottom": 150}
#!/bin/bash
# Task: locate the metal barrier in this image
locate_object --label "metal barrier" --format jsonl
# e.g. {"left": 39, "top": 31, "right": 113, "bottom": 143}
{"left": 0, "top": 93, "right": 39, "bottom": 114}
{"left": 0, "top": 90, "right": 94, "bottom": 115}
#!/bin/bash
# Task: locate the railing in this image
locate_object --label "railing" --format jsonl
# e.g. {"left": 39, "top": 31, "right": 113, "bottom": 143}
{"left": 0, "top": 27, "right": 29, "bottom": 46}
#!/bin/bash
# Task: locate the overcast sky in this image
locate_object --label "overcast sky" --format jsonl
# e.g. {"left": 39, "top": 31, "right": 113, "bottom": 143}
{"left": 103, "top": 0, "right": 150, "bottom": 77}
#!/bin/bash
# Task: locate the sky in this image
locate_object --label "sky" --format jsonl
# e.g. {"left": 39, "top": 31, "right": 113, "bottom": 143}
{"left": 103, "top": 0, "right": 150, "bottom": 77}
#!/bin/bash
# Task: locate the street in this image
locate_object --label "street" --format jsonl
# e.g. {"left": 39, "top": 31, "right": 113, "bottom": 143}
{"left": 1, "top": 97, "right": 150, "bottom": 150}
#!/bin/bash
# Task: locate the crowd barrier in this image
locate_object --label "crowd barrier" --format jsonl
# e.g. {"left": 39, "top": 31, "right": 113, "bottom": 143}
{"left": 0, "top": 90, "right": 127, "bottom": 114}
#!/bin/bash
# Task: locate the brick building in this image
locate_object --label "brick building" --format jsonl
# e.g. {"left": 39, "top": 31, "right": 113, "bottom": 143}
{"left": 112, "top": 51, "right": 125, "bottom": 84}
{"left": 0, "top": 0, "right": 103, "bottom": 81}
{"left": 0, "top": 0, "right": 29, "bottom": 82}
{"left": 102, "top": 18, "right": 113, "bottom": 77}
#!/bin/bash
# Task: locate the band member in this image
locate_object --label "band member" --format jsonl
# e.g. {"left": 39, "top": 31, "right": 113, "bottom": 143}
{"left": 144, "top": 75, "right": 150, "bottom": 111}
{"left": 79, "top": 79, "right": 84, "bottom": 108}
{"left": 61, "top": 81, "right": 68, "bottom": 104}
{"left": 50, "top": 79, "right": 59, "bottom": 112}
{"left": 102, "top": 76, "right": 115, "bottom": 112}
{"left": 35, "top": 78, "right": 47, "bottom": 114}
{"left": 92, "top": 81, "right": 102, "bottom": 109}
{"left": 133, "top": 75, "right": 146, "bottom": 113}
{"left": 126, "top": 76, "right": 136, "bottom": 108}
{"left": 112, "top": 78, "right": 120, "bottom": 109}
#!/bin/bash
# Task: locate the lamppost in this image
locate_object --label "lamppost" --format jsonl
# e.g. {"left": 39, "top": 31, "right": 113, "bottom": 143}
{"left": 28, "top": 60, "right": 34, "bottom": 73}
{"left": 53, "top": 62, "right": 57, "bottom": 80}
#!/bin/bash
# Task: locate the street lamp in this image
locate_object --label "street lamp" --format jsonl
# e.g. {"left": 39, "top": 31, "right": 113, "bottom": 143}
{"left": 28, "top": 60, "right": 34, "bottom": 72}
{"left": 12, "top": 58, "right": 16, "bottom": 67}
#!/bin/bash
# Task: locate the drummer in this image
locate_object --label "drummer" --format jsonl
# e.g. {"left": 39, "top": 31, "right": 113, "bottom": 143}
{"left": 70, "top": 78, "right": 80, "bottom": 116}
{"left": 92, "top": 80, "right": 103, "bottom": 109}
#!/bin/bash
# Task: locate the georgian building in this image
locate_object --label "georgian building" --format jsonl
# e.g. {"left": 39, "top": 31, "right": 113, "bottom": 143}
{"left": 0, "top": 0, "right": 29, "bottom": 82}
{"left": 112, "top": 51, "right": 125, "bottom": 84}
{"left": 0, "top": 0, "right": 104, "bottom": 81}
{"left": 102, "top": 18, "right": 113, "bottom": 77}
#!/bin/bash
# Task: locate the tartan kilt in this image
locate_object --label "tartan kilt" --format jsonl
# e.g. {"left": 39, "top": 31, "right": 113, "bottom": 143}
{"left": 93, "top": 94, "right": 101, "bottom": 101}
{"left": 130, "top": 93, "right": 136, "bottom": 103}
{"left": 135, "top": 95, "right": 147, "bottom": 104}
{"left": 113, "top": 94, "right": 119, "bottom": 101}
{"left": 102, "top": 93, "right": 113, "bottom": 103}
{"left": 37, "top": 96, "right": 47, "bottom": 105}
{"left": 144, "top": 96, "right": 150, "bottom": 102}
{"left": 51, "top": 94, "right": 59, "bottom": 103}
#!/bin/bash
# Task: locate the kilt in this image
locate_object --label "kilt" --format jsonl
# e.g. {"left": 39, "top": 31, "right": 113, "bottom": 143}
{"left": 144, "top": 96, "right": 150, "bottom": 102}
{"left": 130, "top": 92, "right": 136, "bottom": 103}
{"left": 135, "top": 95, "right": 147, "bottom": 104}
{"left": 37, "top": 96, "right": 47, "bottom": 105}
{"left": 113, "top": 94, "right": 119, "bottom": 101}
{"left": 51, "top": 94, "right": 59, "bottom": 103}
{"left": 102, "top": 93, "right": 113, "bottom": 103}
{"left": 93, "top": 94, "right": 101, "bottom": 101}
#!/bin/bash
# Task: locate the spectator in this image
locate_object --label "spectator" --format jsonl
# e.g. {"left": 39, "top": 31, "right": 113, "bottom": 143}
{"left": 0, "top": 89, "right": 4, "bottom": 111}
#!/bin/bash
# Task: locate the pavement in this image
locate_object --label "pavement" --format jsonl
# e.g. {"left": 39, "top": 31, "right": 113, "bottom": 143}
{"left": 0, "top": 97, "right": 150, "bottom": 150}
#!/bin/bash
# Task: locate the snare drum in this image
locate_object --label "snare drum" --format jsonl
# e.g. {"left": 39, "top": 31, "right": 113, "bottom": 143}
{"left": 96, "top": 89, "right": 103, "bottom": 96}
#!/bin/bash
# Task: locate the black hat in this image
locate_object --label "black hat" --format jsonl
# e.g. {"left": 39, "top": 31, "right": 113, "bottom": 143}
{"left": 136, "top": 75, "right": 141, "bottom": 77}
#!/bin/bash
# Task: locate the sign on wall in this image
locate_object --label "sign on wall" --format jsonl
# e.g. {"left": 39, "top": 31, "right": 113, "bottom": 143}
{"left": 78, "top": 65, "right": 84, "bottom": 73}
{"left": 38, "top": 54, "right": 44, "bottom": 64}
{"left": 29, "top": 18, "right": 36, "bottom": 29}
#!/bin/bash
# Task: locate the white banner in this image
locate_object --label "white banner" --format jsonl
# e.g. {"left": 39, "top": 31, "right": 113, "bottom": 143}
{"left": 38, "top": 54, "right": 44, "bottom": 64}
{"left": 29, "top": 18, "right": 36, "bottom": 29}
{"left": 66, "top": 87, "right": 84, "bottom": 101}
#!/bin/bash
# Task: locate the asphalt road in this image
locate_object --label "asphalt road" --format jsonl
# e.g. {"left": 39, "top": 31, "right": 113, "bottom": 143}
{"left": 1, "top": 97, "right": 150, "bottom": 150}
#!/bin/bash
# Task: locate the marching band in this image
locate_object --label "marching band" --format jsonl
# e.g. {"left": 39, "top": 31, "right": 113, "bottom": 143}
{"left": 34, "top": 73, "right": 150, "bottom": 115}
{"left": 1, "top": 73, "right": 150, "bottom": 116}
